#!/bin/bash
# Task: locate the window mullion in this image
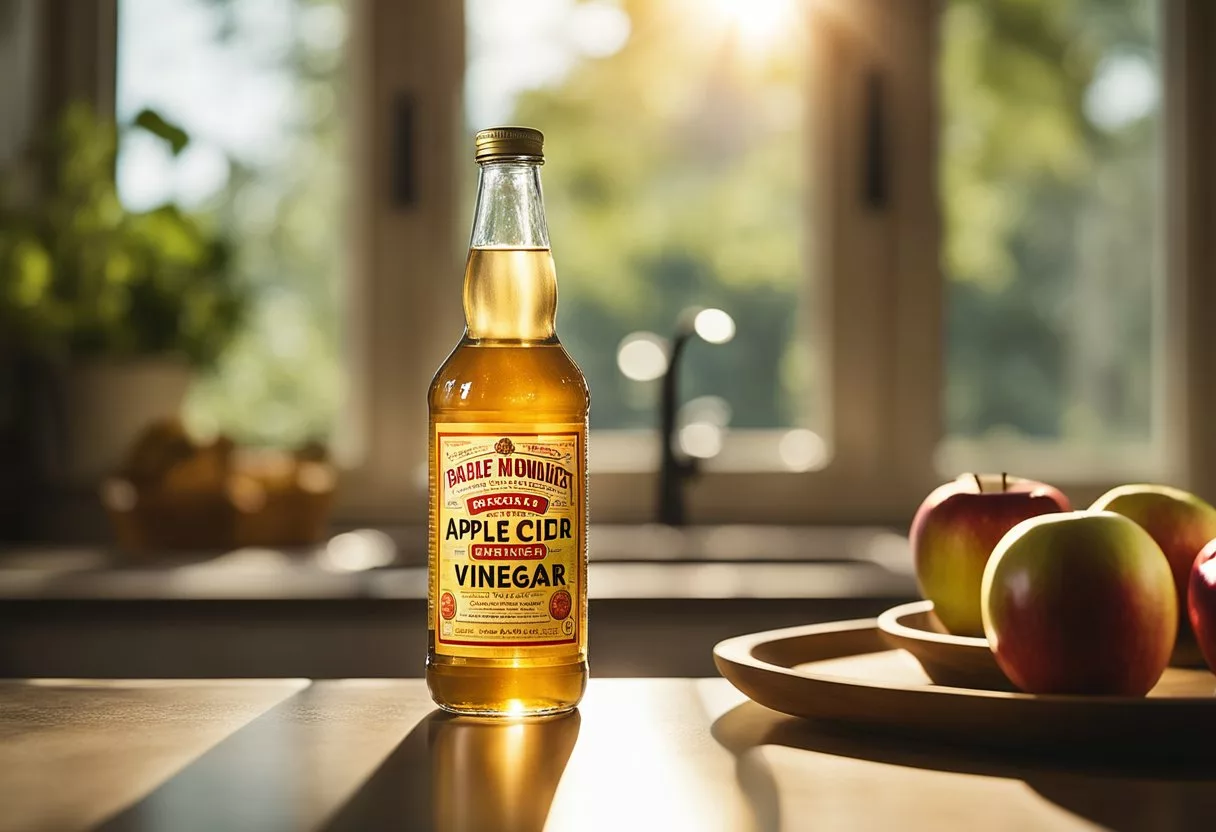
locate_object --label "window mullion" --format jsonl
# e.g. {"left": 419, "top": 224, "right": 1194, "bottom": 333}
{"left": 883, "top": 0, "right": 942, "bottom": 497}
{"left": 814, "top": 0, "right": 940, "bottom": 500}
{"left": 676, "top": 0, "right": 939, "bottom": 525}
{"left": 1167, "top": 0, "right": 1216, "bottom": 500}
{"left": 335, "top": 0, "right": 466, "bottom": 523}
{"left": 812, "top": 0, "right": 897, "bottom": 487}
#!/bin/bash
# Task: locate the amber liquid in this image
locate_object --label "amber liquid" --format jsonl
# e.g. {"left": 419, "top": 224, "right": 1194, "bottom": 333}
{"left": 430, "top": 711, "right": 581, "bottom": 828}
{"left": 427, "top": 247, "right": 589, "bottom": 716}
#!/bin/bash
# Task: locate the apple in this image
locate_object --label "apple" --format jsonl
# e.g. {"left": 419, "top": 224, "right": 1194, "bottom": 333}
{"left": 911, "top": 473, "right": 1070, "bottom": 636}
{"left": 1187, "top": 539, "right": 1216, "bottom": 674}
{"left": 982, "top": 511, "right": 1177, "bottom": 696}
{"left": 1090, "top": 484, "right": 1216, "bottom": 642}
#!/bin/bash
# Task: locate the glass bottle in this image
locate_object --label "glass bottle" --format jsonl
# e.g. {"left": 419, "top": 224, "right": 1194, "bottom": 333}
{"left": 427, "top": 127, "right": 589, "bottom": 716}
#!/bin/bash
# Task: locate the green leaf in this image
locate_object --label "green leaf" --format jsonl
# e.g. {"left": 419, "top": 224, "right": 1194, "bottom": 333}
{"left": 10, "top": 238, "right": 52, "bottom": 307}
{"left": 132, "top": 108, "right": 191, "bottom": 156}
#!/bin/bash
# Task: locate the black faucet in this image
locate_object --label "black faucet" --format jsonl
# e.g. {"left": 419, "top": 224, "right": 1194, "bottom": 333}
{"left": 658, "top": 320, "right": 697, "bottom": 527}
{"left": 657, "top": 308, "right": 733, "bottom": 526}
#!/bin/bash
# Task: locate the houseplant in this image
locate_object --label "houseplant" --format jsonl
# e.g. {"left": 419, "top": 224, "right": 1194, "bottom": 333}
{"left": 0, "top": 102, "right": 243, "bottom": 485}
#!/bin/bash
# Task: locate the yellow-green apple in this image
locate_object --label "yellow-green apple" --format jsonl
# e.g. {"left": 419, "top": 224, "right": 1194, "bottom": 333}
{"left": 911, "top": 473, "right": 1070, "bottom": 636}
{"left": 1187, "top": 539, "right": 1216, "bottom": 674}
{"left": 982, "top": 511, "right": 1176, "bottom": 695}
{"left": 1090, "top": 484, "right": 1216, "bottom": 642}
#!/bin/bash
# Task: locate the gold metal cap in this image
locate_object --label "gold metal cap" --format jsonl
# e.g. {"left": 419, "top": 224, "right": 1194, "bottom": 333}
{"left": 474, "top": 126, "right": 544, "bottom": 163}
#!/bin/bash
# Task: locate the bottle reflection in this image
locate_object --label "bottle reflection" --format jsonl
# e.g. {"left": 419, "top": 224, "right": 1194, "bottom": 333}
{"left": 431, "top": 710, "right": 581, "bottom": 832}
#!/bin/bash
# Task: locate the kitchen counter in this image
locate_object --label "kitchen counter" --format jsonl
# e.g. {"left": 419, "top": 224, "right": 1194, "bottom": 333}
{"left": 3, "top": 677, "right": 1212, "bottom": 832}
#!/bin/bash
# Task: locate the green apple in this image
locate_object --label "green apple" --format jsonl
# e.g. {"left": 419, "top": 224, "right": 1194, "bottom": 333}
{"left": 1090, "top": 484, "right": 1216, "bottom": 640}
{"left": 982, "top": 511, "right": 1176, "bottom": 696}
{"left": 911, "top": 473, "right": 1070, "bottom": 636}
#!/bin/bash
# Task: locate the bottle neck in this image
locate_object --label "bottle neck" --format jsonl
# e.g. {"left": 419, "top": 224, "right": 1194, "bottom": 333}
{"left": 463, "top": 160, "right": 558, "bottom": 343}
{"left": 470, "top": 161, "right": 550, "bottom": 249}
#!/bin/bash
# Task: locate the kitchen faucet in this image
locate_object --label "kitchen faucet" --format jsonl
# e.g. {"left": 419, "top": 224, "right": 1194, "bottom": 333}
{"left": 657, "top": 308, "right": 734, "bottom": 526}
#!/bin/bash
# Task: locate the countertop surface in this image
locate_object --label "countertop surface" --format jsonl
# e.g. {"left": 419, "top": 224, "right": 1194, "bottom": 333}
{"left": 3, "top": 677, "right": 1213, "bottom": 832}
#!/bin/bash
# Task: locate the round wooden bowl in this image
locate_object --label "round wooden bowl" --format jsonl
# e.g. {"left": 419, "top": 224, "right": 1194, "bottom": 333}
{"left": 713, "top": 617, "right": 1216, "bottom": 760}
{"left": 877, "top": 600, "right": 1016, "bottom": 691}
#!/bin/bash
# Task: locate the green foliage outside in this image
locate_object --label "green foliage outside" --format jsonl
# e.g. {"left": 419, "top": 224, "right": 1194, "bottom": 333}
{"left": 941, "top": 0, "right": 1157, "bottom": 442}
{"left": 129, "top": 0, "right": 349, "bottom": 449}
{"left": 508, "top": 0, "right": 814, "bottom": 431}
{"left": 0, "top": 102, "right": 241, "bottom": 366}
{"left": 107, "top": 0, "right": 1158, "bottom": 451}
{"left": 499, "top": 0, "right": 1158, "bottom": 441}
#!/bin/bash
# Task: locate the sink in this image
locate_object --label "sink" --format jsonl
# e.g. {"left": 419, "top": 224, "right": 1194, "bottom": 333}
{"left": 0, "top": 525, "right": 917, "bottom": 678}
{"left": 588, "top": 524, "right": 911, "bottom": 569}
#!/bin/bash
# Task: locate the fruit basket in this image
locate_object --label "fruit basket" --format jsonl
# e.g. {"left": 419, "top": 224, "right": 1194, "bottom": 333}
{"left": 100, "top": 419, "right": 336, "bottom": 552}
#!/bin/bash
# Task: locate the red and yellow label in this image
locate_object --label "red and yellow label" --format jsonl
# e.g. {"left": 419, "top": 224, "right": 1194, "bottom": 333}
{"left": 432, "top": 423, "right": 584, "bottom": 656}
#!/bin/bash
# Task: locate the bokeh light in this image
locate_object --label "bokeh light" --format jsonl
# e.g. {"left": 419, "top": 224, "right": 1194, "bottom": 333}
{"left": 778, "top": 428, "right": 828, "bottom": 472}
{"left": 617, "top": 332, "right": 669, "bottom": 381}
{"left": 693, "top": 308, "right": 735, "bottom": 345}
{"left": 680, "top": 422, "right": 723, "bottom": 459}
{"left": 320, "top": 529, "right": 396, "bottom": 572}
{"left": 680, "top": 395, "right": 732, "bottom": 428}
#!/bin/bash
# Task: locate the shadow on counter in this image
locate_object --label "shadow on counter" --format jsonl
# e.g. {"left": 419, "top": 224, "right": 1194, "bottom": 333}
{"left": 96, "top": 688, "right": 579, "bottom": 832}
{"left": 711, "top": 699, "right": 1216, "bottom": 832}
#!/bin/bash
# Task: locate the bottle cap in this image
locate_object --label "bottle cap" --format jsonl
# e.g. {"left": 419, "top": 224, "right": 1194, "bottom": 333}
{"left": 474, "top": 126, "right": 544, "bottom": 163}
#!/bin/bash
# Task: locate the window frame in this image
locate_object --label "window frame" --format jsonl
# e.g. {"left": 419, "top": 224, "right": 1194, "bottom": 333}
{"left": 342, "top": 0, "right": 947, "bottom": 526}
{"left": 79, "top": 0, "right": 1216, "bottom": 527}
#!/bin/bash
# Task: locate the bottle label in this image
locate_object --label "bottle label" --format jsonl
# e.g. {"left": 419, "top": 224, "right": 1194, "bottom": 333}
{"left": 432, "top": 423, "right": 584, "bottom": 656}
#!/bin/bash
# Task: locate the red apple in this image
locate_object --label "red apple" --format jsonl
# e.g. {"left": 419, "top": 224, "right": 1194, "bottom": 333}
{"left": 911, "top": 473, "right": 1070, "bottom": 636}
{"left": 982, "top": 511, "right": 1177, "bottom": 696}
{"left": 1090, "top": 484, "right": 1216, "bottom": 642}
{"left": 1187, "top": 539, "right": 1216, "bottom": 674}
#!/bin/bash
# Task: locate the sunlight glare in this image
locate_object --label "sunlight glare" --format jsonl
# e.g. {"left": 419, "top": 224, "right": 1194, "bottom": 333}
{"left": 707, "top": 0, "right": 798, "bottom": 51}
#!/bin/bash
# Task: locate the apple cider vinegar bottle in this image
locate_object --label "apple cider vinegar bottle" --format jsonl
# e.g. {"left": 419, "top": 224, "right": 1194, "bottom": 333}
{"left": 427, "top": 127, "right": 589, "bottom": 716}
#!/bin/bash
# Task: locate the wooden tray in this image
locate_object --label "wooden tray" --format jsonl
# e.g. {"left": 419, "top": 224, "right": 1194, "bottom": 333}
{"left": 714, "top": 618, "right": 1216, "bottom": 759}
{"left": 876, "top": 600, "right": 1015, "bottom": 691}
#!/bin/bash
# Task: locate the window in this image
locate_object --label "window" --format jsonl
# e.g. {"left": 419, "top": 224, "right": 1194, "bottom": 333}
{"left": 465, "top": 0, "right": 827, "bottom": 472}
{"left": 939, "top": 0, "right": 1165, "bottom": 479}
{"left": 116, "top": 0, "right": 349, "bottom": 452}
{"left": 93, "top": 0, "right": 1206, "bottom": 525}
